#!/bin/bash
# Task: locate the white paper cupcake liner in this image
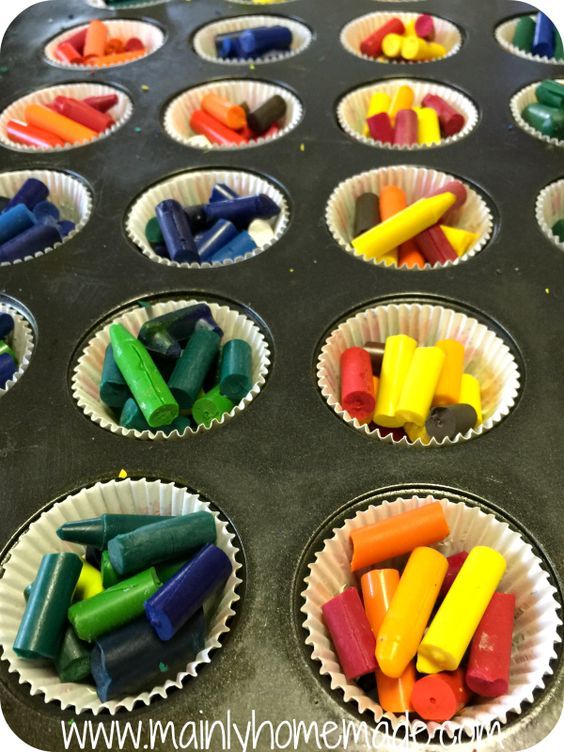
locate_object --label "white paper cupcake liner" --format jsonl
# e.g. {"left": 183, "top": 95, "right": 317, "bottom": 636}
{"left": 229, "top": 1, "right": 297, "bottom": 5}
{"left": 495, "top": 16, "right": 564, "bottom": 65}
{"left": 317, "top": 302, "right": 520, "bottom": 446}
{"left": 341, "top": 12, "right": 462, "bottom": 65}
{"left": 193, "top": 15, "right": 312, "bottom": 66}
{"left": 88, "top": 0, "right": 168, "bottom": 9}
{"left": 72, "top": 298, "right": 271, "bottom": 439}
{"left": 0, "top": 477, "right": 242, "bottom": 715}
{"left": 337, "top": 78, "right": 478, "bottom": 150}
{"left": 126, "top": 169, "right": 289, "bottom": 268}
{"left": 510, "top": 79, "right": 564, "bottom": 148}
{"left": 45, "top": 19, "right": 165, "bottom": 70}
{"left": 0, "top": 170, "right": 93, "bottom": 266}
{"left": 0, "top": 83, "right": 133, "bottom": 153}
{"left": 164, "top": 79, "right": 302, "bottom": 150}
{"left": 0, "top": 300, "right": 35, "bottom": 397}
{"left": 536, "top": 179, "right": 564, "bottom": 251}
{"left": 326, "top": 166, "right": 493, "bottom": 271}
{"left": 301, "top": 494, "right": 562, "bottom": 738}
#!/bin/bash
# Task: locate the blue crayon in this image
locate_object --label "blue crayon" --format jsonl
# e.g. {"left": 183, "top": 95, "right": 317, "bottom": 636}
{"left": 0, "top": 204, "right": 37, "bottom": 245}
{"left": 203, "top": 194, "right": 279, "bottom": 229}
{"left": 4, "top": 178, "right": 49, "bottom": 213}
{"left": 196, "top": 219, "right": 238, "bottom": 263}
{"left": 0, "top": 353, "right": 17, "bottom": 388}
{"left": 532, "top": 13, "right": 556, "bottom": 58}
{"left": 209, "top": 231, "right": 256, "bottom": 263}
{"left": 209, "top": 183, "right": 239, "bottom": 203}
{"left": 0, "top": 313, "right": 14, "bottom": 339}
{"left": 238, "top": 26, "right": 293, "bottom": 58}
{"left": 33, "top": 201, "right": 60, "bottom": 224}
{"left": 0, "top": 223, "right": 61, "bottom": 263}
{"left": 215, "top": 32, "right": 243, "bottom": 59}
{"left": 156, "top": 199, "right": 199, "bottom": 263}
{"left": 57, "top": 220, "right": 76, "bottom": 238}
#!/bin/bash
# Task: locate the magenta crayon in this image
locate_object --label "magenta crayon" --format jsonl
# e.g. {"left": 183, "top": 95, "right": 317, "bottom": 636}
{"left": 393, "top": 109, "right": 418, "bottom": 146}
{"left": 438, "top": 551, "right": 469, "bottom": 601}
{"left": 466, "top": 593, "right": 515, "bottom": 698}
{"left": 322, "top": 588, "right": 377, "bottom": 680}
{"left": 367, "top": 112, "right": 395, "bottom": 143}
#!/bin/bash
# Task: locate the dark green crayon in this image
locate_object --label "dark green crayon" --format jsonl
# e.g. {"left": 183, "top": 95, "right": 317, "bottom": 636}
{"left": 119, "top": 397, "right": 151, "bottom": 431}
{"left": 219, "top": 339, "right": 252, "bottom": 402}
{"left": 522, "top": 103, "right": 564, "bottom": 137}
{"left": 68, "top": 567, "right": 162, "bottom": 642}
{"left": 145, "top": 217, "right": 164, "bottom": 246}
{"left": 555, "top": 31, "right": 563, "bottom": 60}
{"left": 156, "top": 559, "right": 189, "bottom": 582}
{"left": 101, "top": 551, "right": 120, "bottom": 589}
{"left": 138, "top": 305, "right": 223, "bottom": 352}
{"left": 100, "top": 345, "right": 131, "bottom": 411}
{"left": 168, "top": 328, "right": 221, "bottom": 408}
{"left": 108, "top": 511, "right": 216, "bottom": 577}
{"left": 535, "top": 80, "right": 564, "bottom": 110}
{"left": 55, "top": 627, "right": 91, "bottom": 683}
{"left": 552, "top": 219, "right": 564, "bottom": 242}
{"left": 57, "top": 513, "right": 166, "bottom": 548}
{"left": 192, "top": 385, "right": 234, "bottom": 428}
{"left": 13, "top": 553, "right": 82, "bottom": 660}
{"left": 512, "top": 16, "right": 535, "bottom": 52}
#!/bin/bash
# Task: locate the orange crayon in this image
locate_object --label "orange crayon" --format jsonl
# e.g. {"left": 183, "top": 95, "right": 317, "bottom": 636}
{"left": 25, "top": 104, "right": 97, "bottom": 144}
{"left": 433, "top": 339, "right": 464, "bottom": 406}
{"left": 201, "top": 93, "right": 247, "bottom": 130}
{"left": 83, "top": 20, "right": 108, "bottom": 60}
{"left": 85, "top": 49, "right": 145, "bottom": 67}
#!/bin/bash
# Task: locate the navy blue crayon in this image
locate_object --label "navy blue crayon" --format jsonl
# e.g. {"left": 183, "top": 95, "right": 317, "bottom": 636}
{"left": 0, "top": 353, "right": 17, "bottom": 388}
{"left": 33, "top": 201, "right": 60, "bottom": 223}
{"left": 533, "top": 13, "right": 556, "bottom": 58}
{"left": 197, "top": 219, "right": 238, "bottom": 263}
{"left": 90, "top": 610, "right": 205, "bottom": 701}
{"left": 215, "top": 32, "right": 243, "bottom": 59}
{"left": 145, "top": 544, "right": 231, "bottom": 640}
{"left": 0, "top": 204, "right": 37, "bottom": 245}
{"left": 0, "top": 197, "right": 9, "bottom": 212}
{"left": 58, "top": 220, "right": 75, "bottom": 238}
{"left": 0, "top": 223, "right": 61, "bottom": 262}
{"left": 203, "top": 194, "right": 279, "bottom": 229}
{"left": 4, "top": 178, "right": 49, "bottom": 212}
{"left": 238, "top": 26, "right": 292, "bottom": 58}
{"left": 156, "top": 199, "right": 198, "bottom": 263}
{"left": 209, "top": 231, "right": 256, "bottom": 263}
{"left": 209, "top": 183, "right": 238, "bottom": 203}
{"left": 0, "top": 313, "right": 14, "bottom": 339}
{"left": 183, "top": 205, "right": 209, "bottom": 234}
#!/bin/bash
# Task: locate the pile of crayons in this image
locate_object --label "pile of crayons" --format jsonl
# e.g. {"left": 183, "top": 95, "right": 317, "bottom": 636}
{"left": 361, "top": 85, "right": 465, "bottom": 145}
{"left": 99, "top": 303, "right": 253, "bottom": 433}
{"left": 511, "top": 12, "right": 563, "bottom": 59}
{"left": 0, "top": 313, "right": 18, "bottom": 389}
{"left": 323, "top": 503, "right": 515, "bottom": 720}
{"left": 145, "top": 182, "right": 280, "bottom": 264}
{"left": 351, "top": 182, "right": 477, "bottom": 265}
{"left": 521, "top": 79, "right": 564, "bottom": 140}
{"left": 340, "top": 334, "right": 482, "bottom": 443}
{"left": 189, "top": 92, "right": 287, "bottom": 146}
{"left": 13, "top": 511, "right": 232, "bottom": 702}
{"left": 359, "top": 14, "right": 447, "bottom": 62}
{"left": 6, "top": 93, "right": 119, "bottom": 149}
{"left": 53, "top": 20, "right": 148, "bottom": 67}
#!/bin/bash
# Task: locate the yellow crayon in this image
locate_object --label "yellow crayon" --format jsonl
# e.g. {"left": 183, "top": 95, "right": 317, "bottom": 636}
{"left": 363, "top": 92, "right": 391, "bottom": 136}
{"left": 459, "top": 373, "right": 482, "bottom": 425}
{"left": 440, "top": 225, "right": 480, "bottom": 256}
{"left": 402, "top": 37, "right": 447, "bottom": 61}
{"left": 404, "top": 421, "right": 431, "bottom": 444}
{"left": 404, "top": 20, "right": 417, "bottom": 36}
{"left": 388, "top": 85, "right": 415, "bottom": 121}
{"left": 376, "top": 547, "right": 448, "bottom": 679}
{"left": 382, "top": 33, "right": 404, "bottom": 59}
{"left": 373, "top": 335, "right": 417, "bottom": 427}
{"left": 352, "top": 192, "right": 457, "bottom": 260}
{"left": 417, "top": 107, "right": 441, "bottom": 144}
{"left": 417, "top": 546, "right": 506, "bottom": 673}
{"left": 396, "top": 347, "right": 446, "bottom": 425}
{"left": 74, "top": 561, "right": 104, "bottom": 601}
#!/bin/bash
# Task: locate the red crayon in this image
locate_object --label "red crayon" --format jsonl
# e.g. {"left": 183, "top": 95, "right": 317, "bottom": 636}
{"left": 322, "top": 588, "right": 377, "bottom": 680}
{"left": 360, "top": 18, "right": 405, "bottom": 58}
{"left": 340, "top": 347, "right": 375, "bottom": 421}
{"left": 367, "top": 112, "right": 394, "bottom": 144}
{"left": 411, "top": 669, "right": 471, "bottom": 721}
{"left": 438, "top": 551, "right": 469, "bottom": 601}
{"left": 6, "top": 120, "right": 66, "bottom": 148}
{"left": 124, "top": 37, "right": 145, "bottom": 52}
{"left": 189, "top": 109, "right": 246, "bottom": 146}
{"left": 55, "top": 41, "right": 83, "bottom": 65}
{"left": 421, "top": 94, "right": 465, "bottom": 137}
{"left": 393, "top": 109, "right": 418, "bottom": 146}
{"left": 64, "top": 28, "right": 88, "bottom": 55}
{"left": 415, "top": 14, "right": 436, "bottom": 41}
{"left": 52, "top": 97, "right": 114, "bottom": 133}
{"left": 415, "top": 224, "right": 458, "bottom": 265}
{"left": 83, "top": 94, "right": 118, "bottom": 113}
{"left": 426, "top": 180, "right": 467, "bottom": 213}
{"left": 466, "top": 593, "right": 515, "bottom": 698}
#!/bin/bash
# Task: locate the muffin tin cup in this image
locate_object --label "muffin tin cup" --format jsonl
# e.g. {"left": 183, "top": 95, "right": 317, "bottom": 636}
{"left": 71, "top": 298, "right": 271, "bottom": 439}
{"left": 536, "top": 179, "right": 564, "bottom": 251}
{"left": 45, "top": 19, "right": 165, "bottom": 70}
{"left": 164, "top": 79, "right": 303, "bottom": 150}
{"left": 0, "top": 170, "right": 93, "bottom": 266}
{"left": 495, "top": 16, "right": 564, "bottom": 65}
{"left": 326, "top": 165, "right": 493, "bottom": 270}
{"left": 510, "top": 79, "right": 564, "bottom": 148}
{"left": 317, "top": 301, "right": 520, "bottom": 446}
{"left": 0, "top": 301, "right": 34, "bottom": 397}
{"left": 193, "top": 15, "right": 313, "bottom": 66}
{"left": 88, "top": 0, "right": 168, "bottom": 9}
{"left": 337, "top": 78, "right": 478, "bottom": 150}
{"left": 126, "top": 169, "right": 289, "bottom": 268}
{"left": 301, "top": 494, "right": 562, "bottom": 737}
{"left": 340, "top": 12, "right": 462, "bottom": 65}
{"left": 0, "top": 83, "right": 133, "bottom": 153}
{"left": 0, "top": 477, "right": 242, "bottom": 715}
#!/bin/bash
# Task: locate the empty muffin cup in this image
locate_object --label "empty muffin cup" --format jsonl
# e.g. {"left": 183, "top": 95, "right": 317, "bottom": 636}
{"left": 536, "top": 178, "right": 564, "bottom": 251}
{"left": 317, "top": 301, "right": 520, "bottom": 445}
{"left": 326, "top": 166, "right": 493, "bottom": 270}
{"left": 301, "top": 494, "right": 561, "bottom": 737}
{"left": 0, "top": 477, "right": 242, "bottom": 714}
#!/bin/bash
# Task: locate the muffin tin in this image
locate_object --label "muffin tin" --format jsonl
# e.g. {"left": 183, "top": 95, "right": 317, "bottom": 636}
{"left": 0, "top": 1, "right": 562, "bottom": 750}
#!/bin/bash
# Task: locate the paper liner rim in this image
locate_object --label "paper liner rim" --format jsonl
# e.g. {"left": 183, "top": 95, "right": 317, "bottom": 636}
{"left": 535, "top": 179, "right": 564, "bottom": 252}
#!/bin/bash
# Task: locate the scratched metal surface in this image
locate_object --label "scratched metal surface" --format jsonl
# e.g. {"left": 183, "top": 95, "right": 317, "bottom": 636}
{"left": 0, "top": 1, "right": 562, "bottom": 750}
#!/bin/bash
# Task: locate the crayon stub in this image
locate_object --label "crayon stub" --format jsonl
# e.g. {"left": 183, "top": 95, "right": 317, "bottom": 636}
{"left": 466, "top": 592, "right": 515, "bottom": 697}
{"left": 372, "top": 334, "right": 417, "bottom": 427}
{"left": 411, "top": 669, "right": 471, "bottom": 721}
{"left": 340, "top": 347, "right": 375, "bottom": 421}
{"left": 425, "top": 404, "right": 477, "bottom": 441}
{"left": 322, "top": 588, "right": 377, "bottom": 680}
{"left": 438, "top": 551, "right": 469, "bottom": 601}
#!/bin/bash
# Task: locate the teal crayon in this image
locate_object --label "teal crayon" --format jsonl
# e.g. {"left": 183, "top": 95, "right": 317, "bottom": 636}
{"left": 57, "top": 513, "right": 166, "bottom": 548}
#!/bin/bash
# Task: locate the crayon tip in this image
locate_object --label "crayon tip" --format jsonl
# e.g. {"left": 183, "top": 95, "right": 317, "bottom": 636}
{"left": 56, "top": 518, "right": 104, "bottom": 546}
